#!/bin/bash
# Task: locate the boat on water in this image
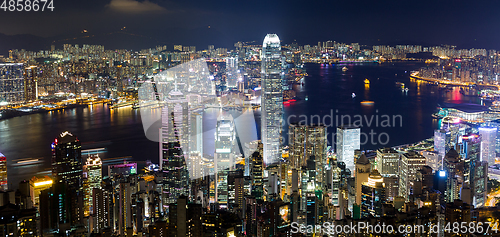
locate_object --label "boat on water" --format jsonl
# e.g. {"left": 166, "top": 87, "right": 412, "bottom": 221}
{"left": 364, "top": 79, "right": 370, "bottom": 84}
{"left": 360, "top": 100, "right": 374, "bottom": 105}
{"left": 352, "top": 93, "right": 356, "bottom": 98}
{"left": 342, "top": 67, "right": 348, "bottom": 72}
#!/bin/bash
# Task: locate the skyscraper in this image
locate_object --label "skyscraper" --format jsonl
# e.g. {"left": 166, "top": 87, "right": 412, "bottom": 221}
{"left": 0, "top": 152, "right": 6, "bottom": 191}
{"left": 83, "top": 155, "right": 102, "bottom": 217}
{"left": 375, "top": 147, "right": 400, "bottom": 176}
{"left": 0, "top": 63, "right": 25, "bottom": 104}
{"left": 225, "top": 57, "right": 239, "bottom": 88}
{"left": 160, "top": 89, "right": 190, "bottom": 206}
{"left": 51, "top": 131, "right": 84, "bottom": 227}
{"left": 336, "top": 125, "right": 361, "bottom": 173}
{"left": 399, "top": 151, "right": 426, "bottom": 199}
{"left": 261, "top": 34, "right": 283, "bottom": 165}
{"left": 479, "top": 127, "right": 496, "bottom": 164}
{"left": 214, "top": 114, "right": 236, "bottom": 206}
{"left": 24, "top": 65, "right": 37, "bottom": 102}
{"left": 361, "top": 169, "right": 385, "bottom": 218}
{"left": 355, "top": 154, "right": 370, "bottom": 206}
{"left": 444, "top": 148, "right": 464, "bottom": 203}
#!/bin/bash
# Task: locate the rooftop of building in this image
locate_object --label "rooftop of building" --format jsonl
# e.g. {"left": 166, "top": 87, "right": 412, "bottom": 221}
{"left": 441, "top": 101, "right": 489, "bottom": 113}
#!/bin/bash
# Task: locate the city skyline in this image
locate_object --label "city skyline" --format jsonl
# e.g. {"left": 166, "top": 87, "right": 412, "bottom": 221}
{"left": 3, "top": 23, "right": 500, "bottom": 236}
{"left": 1, "top": 0, "right": 500, "bottom": 55}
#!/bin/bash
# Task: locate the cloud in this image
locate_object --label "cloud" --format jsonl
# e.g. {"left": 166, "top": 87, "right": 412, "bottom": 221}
{"left": 106, "top": 0, "right": 167, "bottom": 13}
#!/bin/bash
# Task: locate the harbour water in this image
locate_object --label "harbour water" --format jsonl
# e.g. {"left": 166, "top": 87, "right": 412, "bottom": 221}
{"left": 0, "top": 62, "right": 480, "bottom": 188}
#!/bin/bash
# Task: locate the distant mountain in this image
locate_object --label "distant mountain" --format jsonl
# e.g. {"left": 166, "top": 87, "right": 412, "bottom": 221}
{"left": 0, "top": 33, "right": 51, "bottom": 55}
{"left": 0, "top": 27, "right": 237, "bottom": 56}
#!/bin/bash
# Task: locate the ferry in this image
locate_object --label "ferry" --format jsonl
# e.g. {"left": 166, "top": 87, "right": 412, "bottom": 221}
{"left": 360, "top": 100, "right": 374, "bottom": 105}
{"left": 364, "top": 79, "right": 370, "bottom": 84}
{"left": 342, "top": 67, "right": 348, "bottom": 72}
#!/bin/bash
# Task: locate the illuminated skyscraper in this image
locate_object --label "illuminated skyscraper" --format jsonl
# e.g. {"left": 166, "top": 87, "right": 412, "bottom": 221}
{"left": 24, "top": 65, "right": 37, "bottom": 102}
{"left": 457, "top": 134, "right": 481, "bottom": 187}
{"left": 251, "top": 142, "right": 264, "bottom": 200}
{"left": 0, "top": 152, "right": 6, "bottom": 191}
{"left": 355, "top": 154, "right": 370, "bottom": 206}
{"left": 399, "top": 151, "right": 426, "bottom": 200}
{"left": 214, "top": 114, "right": 236, "bottom": 206}
{"left": 336, "top": 125, "right": 361, "bottom": 173}
{"left": 444, "top": 148, "right": 464, "bottom": 203}
{"left": 225, "top": 57, "right": 239, "bottom": 88}
{"left": 375, "top": 147, "right": 400, "bottom": 176}
{"left": 0, "top": 63, "right": 25, "bottom": 104}
{"left": 361, "top": 169, "right": 385, "bottom": 218}
{"left": 434, "top": 129, "right": 451, "bottom": 168}
{"left": 479, "top": 127, "right": 496, "bottom": 164}
{"left": 261, "top": 34, "right": 284, "bottom": 165}
{"left": 83, "top": 155, "right": 102, "bottom": 217}
{"left": 160, "top": 90, "right": 190, "bottom": 206}
{"left": 51, "top": 131, "right": 84, "bottom": 227}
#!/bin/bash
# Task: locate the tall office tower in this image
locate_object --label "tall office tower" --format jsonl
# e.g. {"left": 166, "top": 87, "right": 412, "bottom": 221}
{"left": 375, "top": 147, "right": 400, "bottom": 175}
{"left": 444, "top": 148, "right": 464, "bottom": 203}
{"left": 83, "top": 155, "right": 102, "bottom": 217}
{"left": 0, "top": 153, "right": 6, "bottom": 191}
{"left": 434, "top": 129, "right": 451, "bottom": 168}
{"left": 457, "top": 134, "right": 481, "bottom": 187}
{"left": 227, "top": 170, "right": 244, "bottom": 215}
{"left": 159, "top": 89, "right": 190, "bottom": 206}
{"left": 472, "top": 161, "right": 488, "bottom": 207}
{"left": 261, "top": 34, "right": 284, "bottom": 165}
{"left": 51, "top": 131, "right": 84, "bottom": 227}
{"left": 24, "top": 66, "right": 37, "bottom": 102}
{"left": 214, "top": 114, "right": 236, "bottom": 206}
{"left": 479, "top": 127, "right": 496, "bottom": 164}
{"left": 361, "top": 169, "right": 385, "bottom": 218}
{"left": 399, "top": 151, "right": 426, "bottom": 199}
{"left": 288, "top": 123, "right": 327, "bottom": 187}
{"left": 355, "top": 154, "right": 371, "bottom": 206}
{"left": 117, "top": 181, "right": 132, "bottom": 235}
{"left": 302, "top": 156, "right": 322, "bottom": 225}
{"left": 336, "top": 125, "right": 361, "bottom": 173}
{"left": 0, "top": 63, "right": 25, "bottom": 104}
{"left": 189, "top": 111, "right": 203, "bottom": 180}
{"left": 225, "top": 57, "right": 239, "bottom": 88}
{"left": 251, "top": 143, "right": 264, "bottom": 200}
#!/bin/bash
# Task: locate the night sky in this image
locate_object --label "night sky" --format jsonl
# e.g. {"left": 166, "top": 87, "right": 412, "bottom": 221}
{"left": 0, "top": 0, "right": 499, "bottom": 49}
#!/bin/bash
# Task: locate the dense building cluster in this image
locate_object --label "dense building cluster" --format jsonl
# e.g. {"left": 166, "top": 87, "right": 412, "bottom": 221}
{"left": 1, "top": 35, "right": 500, "bottom": 237}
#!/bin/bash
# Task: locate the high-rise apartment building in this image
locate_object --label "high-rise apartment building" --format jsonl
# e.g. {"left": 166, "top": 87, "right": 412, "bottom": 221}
{"left": 24, "top": 65, "right": 37, "bottom": 102}
{"left": 261, "top": 34, "right": 283, "bottom": 165}
{"left": 0, "top": 63, "right": 25, "bottom": 104}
